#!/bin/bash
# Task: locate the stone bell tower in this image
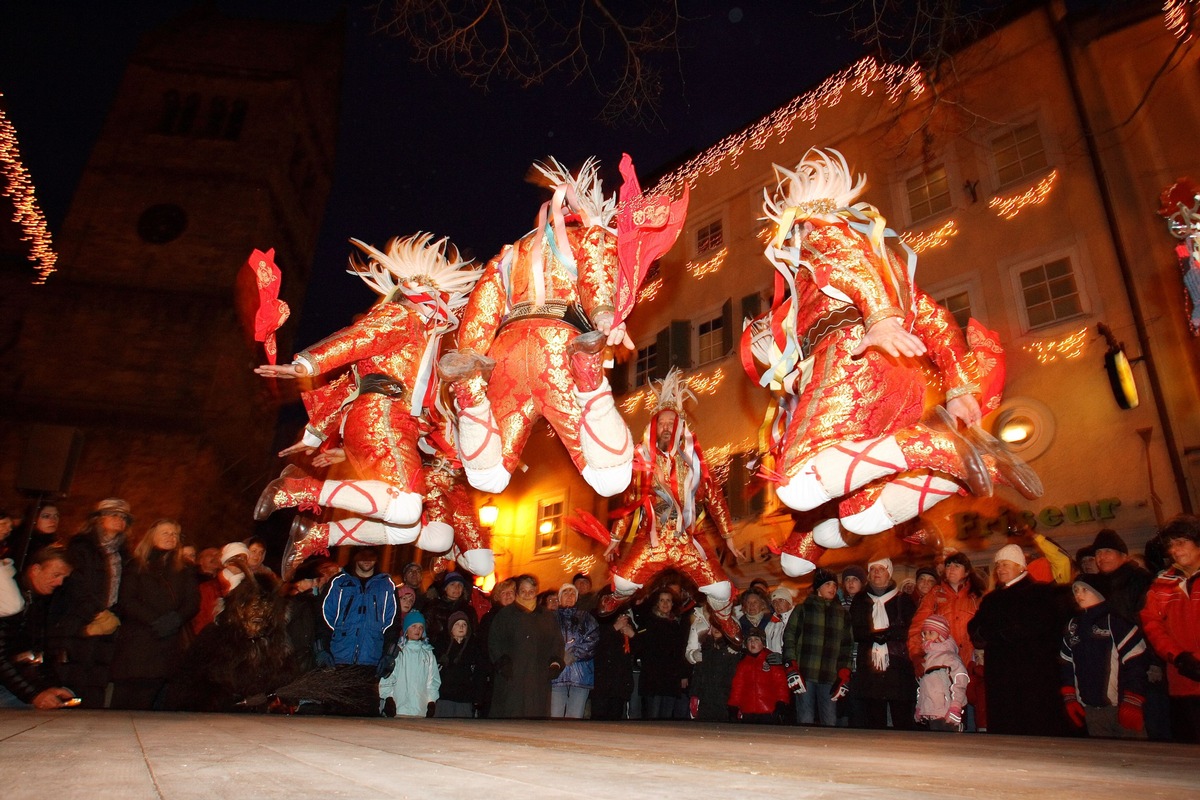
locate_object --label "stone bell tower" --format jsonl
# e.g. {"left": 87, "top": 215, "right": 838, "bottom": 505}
{"left": 0, "top": 7, "right": 342, "bottom": 543}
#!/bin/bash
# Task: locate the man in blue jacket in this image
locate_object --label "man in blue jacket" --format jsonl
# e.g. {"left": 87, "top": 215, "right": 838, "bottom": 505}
{"left": 321, "top": 548, "right": 398, "bottom": 677}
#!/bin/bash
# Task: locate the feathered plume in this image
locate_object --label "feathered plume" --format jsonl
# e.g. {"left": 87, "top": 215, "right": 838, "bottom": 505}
{"left": 651, "top": 367, "right": 696, "bottom": 415}
{"left": 763, "top": 148, "right": 867, "bottom": 245}
{"left": 347, "top": 232, "right": 479, "bottom": 313}
{"left": 530, "top": 156, "right": 617, "bottom": 230}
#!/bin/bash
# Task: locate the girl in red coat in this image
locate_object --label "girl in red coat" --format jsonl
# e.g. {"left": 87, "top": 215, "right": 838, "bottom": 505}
{"left": 728, "top": 627, "right": 791, "bottom": 724}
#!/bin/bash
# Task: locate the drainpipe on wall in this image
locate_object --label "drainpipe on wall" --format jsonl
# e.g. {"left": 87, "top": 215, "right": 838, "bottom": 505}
{"left": 1046, "top": 1, "right": 1194, "bottom": 513}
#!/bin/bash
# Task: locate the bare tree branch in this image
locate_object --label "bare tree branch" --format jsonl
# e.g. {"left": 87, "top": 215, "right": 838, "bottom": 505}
{"left": 369, "top": 0, "right": 682, "bottom": 126}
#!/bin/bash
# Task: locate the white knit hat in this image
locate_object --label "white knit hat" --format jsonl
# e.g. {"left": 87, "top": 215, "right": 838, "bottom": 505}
{"left": 867, "top": 557, "right": 893, "bottom": 575}
{"left": 220, "top": 542, "right": 251, "bottom": 564}
{"left": 993, "top": 543, "right": 1027, "bottom": 569}
{"left": 770, "top": 586, "right": 795, "bottom": 603}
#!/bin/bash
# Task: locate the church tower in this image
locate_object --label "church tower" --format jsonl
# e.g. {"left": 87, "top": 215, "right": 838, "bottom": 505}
{"left": 0, "top": 7, "right": 342, "bottom": 543}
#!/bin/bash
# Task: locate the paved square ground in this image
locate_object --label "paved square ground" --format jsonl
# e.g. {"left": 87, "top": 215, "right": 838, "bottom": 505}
{"left": 1, "top": 710, "right": 1195, "bottom": 799}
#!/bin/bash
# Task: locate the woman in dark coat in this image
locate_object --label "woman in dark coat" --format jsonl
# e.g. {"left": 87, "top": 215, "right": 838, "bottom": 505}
{"left": 634, "top": 588, "right": 691, "bottom": 719}
{"left": 110, "top": 519, "right": 199, "bottom": 709}
{"left": 487, "top": 574, "right": 564, "bottom": 718}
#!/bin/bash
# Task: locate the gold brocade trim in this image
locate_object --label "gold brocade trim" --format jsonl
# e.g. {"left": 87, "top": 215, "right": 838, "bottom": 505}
{"left": 864, "top": 307, "right": 903, "bottom": 328}
{"left": 944, "top": 384, "right": 980, "bottom": 401}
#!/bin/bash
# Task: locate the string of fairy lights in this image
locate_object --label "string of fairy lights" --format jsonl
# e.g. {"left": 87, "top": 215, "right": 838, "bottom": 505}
{"left": 1163, "top": 0, "right": 1197, "bottom": 40}
{"left": 1020, "top": 326, "right": 1089, "bottom": 364}
{"left": 0, "top": 93, "right": 57, "bottom": 283}
{"left": 900, "top": 219, "right": 959, "bottom": 254}
{"left": 989, "top": 170, "right": 1059, "bottom": 220}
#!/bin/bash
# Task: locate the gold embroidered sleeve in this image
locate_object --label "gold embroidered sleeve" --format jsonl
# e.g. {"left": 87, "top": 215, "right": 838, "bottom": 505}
{"left": 699, "top": 473, "right": 735, "bottom": 539}
{"left": 809, "top": 225, "right": 906, "bottom": 324}
{"left": 912, "top": 289, "right": 979, "bottom": 398}
{"left": 457, "top": 255, "right": 506, "bottom": 355}
{"left": 574, "top": 225, "right": 619, "bottom": 324}
{"left": 299, "top": 304, "right": 417, "bottom": 375}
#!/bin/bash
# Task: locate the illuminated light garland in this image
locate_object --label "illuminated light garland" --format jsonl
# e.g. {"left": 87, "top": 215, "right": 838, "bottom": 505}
{"left": 637, "top": 275, "right": 663, "bottom": 304}
{"left": 685, "top": 247, "right": 727, "bottom": 278}
{"left": 650, "top": 56, "right": 925, "bottom": 198}
{"left": 0, "top": 94, "right": 58, "bottom": 283}
{"left": 620, "top": 364, "right": 728, "bottom": 414}
{"left": 989, "top": 170, "right": 1059, "bottom": 220}
{"left": 703, "top": 439, "right": 755, "bottom": 487}
{"left": 900, "top": 219, "right": 959, "bottom": 253}
{"left": 560, "top": 552, "right": 596, "bottom": 574}
{"left": 1163, "top": 0, "right": 1197, "bottom": 40}
{"left": 1021, "top": 326, "right": 1089, "bottom": 364}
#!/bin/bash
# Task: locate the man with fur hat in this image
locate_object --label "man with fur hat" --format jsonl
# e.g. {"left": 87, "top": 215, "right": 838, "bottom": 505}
{"left": 968, "top": 542, "right": 1073, "bottom": 736}
{"left": 782, "top": 568, "right": 852, "bottom": 726}
{"left": 597, "top": 369, "right": 748, "bottom": 646}
{"left": 51, "top": 497, "right": 132, "bottom": 707}
{"left": 1060, "top": 573, "right": 1148, "bottom": 738}
{"left": 1140, "top": 514, "right": 1200, "bottom": 741}
{"left": 849, "top": 557, "right": 917, "bottom": 729}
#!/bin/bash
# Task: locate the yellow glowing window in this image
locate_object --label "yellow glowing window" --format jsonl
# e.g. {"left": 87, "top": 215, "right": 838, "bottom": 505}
{"left": 536, "top": 499, "right": 564, "bottom": 553}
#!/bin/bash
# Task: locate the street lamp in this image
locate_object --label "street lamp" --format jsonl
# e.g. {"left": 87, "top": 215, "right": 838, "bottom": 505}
{"left": 1098, "top": 323, "right": 1139, "bottom": 410}
{"left": 479, "top": 501, "right": 498, "bottom": 527}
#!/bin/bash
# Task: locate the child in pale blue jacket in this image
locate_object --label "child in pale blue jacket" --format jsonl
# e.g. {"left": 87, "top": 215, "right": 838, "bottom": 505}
{"left": 379, "top": 610, "right": 441, "bottom": 718}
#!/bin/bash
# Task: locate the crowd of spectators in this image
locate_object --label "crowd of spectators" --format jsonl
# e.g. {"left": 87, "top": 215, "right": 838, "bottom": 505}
{"left": 2, "top": 498, "right": 1199, "bottom": 743}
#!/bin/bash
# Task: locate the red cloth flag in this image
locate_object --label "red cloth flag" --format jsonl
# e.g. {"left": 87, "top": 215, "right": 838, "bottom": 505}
{"left": 966, "top": 319, "right": 1005, "bottom": 415}
{"left": 614, "top": 153, "right": 689, "bottom": 325}
{"left": 235, "top": 248, "right": 290, "bottom": 364}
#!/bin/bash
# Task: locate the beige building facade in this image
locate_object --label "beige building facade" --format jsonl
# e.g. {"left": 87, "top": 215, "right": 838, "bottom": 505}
{"left": 467, "top": 4, "right": 1200, "bottom": 592}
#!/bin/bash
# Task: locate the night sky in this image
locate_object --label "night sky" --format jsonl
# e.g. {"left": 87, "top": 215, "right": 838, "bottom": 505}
{"left": 1, "top": 0, "right": 861, "bottom": 342}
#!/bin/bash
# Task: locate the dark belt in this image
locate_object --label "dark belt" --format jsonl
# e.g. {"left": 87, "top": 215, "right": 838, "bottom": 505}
{"left": 801, "top": 304, "right": 863, "bottom": 354}
{"left": 498, "top": 301, "right": 593, "bottom": 335}
{"left": 358, "top": 373, "right": 409, "bottom": 400}
{"left": 924, "top": 665, "right": 950, "bottom": 676}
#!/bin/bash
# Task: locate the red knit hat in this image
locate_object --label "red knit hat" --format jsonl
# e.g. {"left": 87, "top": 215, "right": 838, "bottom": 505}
{"left": 921, "top": 614, "right": 951, "bottom": 639}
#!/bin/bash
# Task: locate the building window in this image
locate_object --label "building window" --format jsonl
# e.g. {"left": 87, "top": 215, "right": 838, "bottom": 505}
{"left": 695, "top": 219, "right": 723, "bottom": 255}
{"left": 937, "top": 291, "right": 973, "bottom": 331}
{"left": 158, "top": 90, "right": 181, "bottom": 135}
{"left": 177, "top": 92, "right": 201, "bottom": 136}
{"left": 1020, "top": 257, "right": 1082, "bottom": 329}
{"left": 635, "top": 343, "right": 657, "bottom": 386}
{"left": 906, "top": 165, "right": 951, "bottom": 222}
{"left": 992, "top": 122, "right": 1048, "bottom": 186}
{"left": 697, "top": 315, "right": 724, "bottom": 364}
{"left": 225, "top": 99, "right": 248, "bottom": 140}
{"left": 535, "top": 499, "right": 564, "bottom": 554}
{"left": 204, "top": 96, "right": 228, "bottom": 138}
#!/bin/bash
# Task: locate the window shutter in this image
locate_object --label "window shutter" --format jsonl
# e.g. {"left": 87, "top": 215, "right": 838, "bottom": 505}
{"left": 609, "top": 356, "right": 628, "bottom": 396}
{"left": 740, "top": 292, "right": 762, "bottom": 322}
{"left": 670, "top": 319, "right": 692, "bottom": 371}
{"left": 721, "top": 297, "right": 734, "bottom": 355}
{"left": 655, "top": 327, "right": 671, "bottom": 380}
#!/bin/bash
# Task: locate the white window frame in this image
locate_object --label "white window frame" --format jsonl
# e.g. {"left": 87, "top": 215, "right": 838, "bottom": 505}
{"left": 989, "top": 119, "right": 1051, "bottom": 190}
{"left": 534, "top": 496, "right": 565, "bottom": 555}
{"left": 634, "top": 340, "right": 658, "bottom": 387}
{"left": 695, "top": 308, "right": 726, "bottom": 366}
{"left": 691, "top": 211, "right": 727, "bottom": 258}
{"left": 1004, "top": 245, "right": 1094, "bottom": 335}
{"left": 925, "top": 275, "right": 986, "bottom": 333}
{"left": 902, "top": 162, "right": 955, "bottom": 225}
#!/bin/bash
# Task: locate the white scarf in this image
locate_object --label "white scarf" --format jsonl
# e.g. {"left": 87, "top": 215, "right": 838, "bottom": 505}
{"left": 869, "top": 586, "right": 898, "bottom": 671}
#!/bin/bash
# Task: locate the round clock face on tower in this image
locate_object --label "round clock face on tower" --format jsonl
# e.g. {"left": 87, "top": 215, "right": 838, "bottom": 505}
{"left": 136, "top": 203, "right": 188, "bottom": 244}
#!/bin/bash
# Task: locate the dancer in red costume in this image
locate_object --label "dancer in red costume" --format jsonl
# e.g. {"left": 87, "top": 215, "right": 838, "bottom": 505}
{"left": 595, "top": 369, "right": 748, "bottom": 641}
{"left": 439, "top": 158, "right": 635, "bottom": 498}
{"left": 253, "top": 233, "right": 480, "bottom": 571}
{"left": 744, "top": 149, "right": 1041, "bottom": 576}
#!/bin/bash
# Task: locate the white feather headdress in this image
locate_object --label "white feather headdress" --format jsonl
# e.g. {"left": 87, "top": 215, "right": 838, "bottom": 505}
{"left": 763, "top": 148, "right": 867, "bottom": 245}
{"left": 651, "top": 367, "right": 696, "bottom": 416}
{"left": 347, "top": 232, "right": 479, "bottom": 315}
{"left": 531, "top": 156, "right": 617, "bottom": 230}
